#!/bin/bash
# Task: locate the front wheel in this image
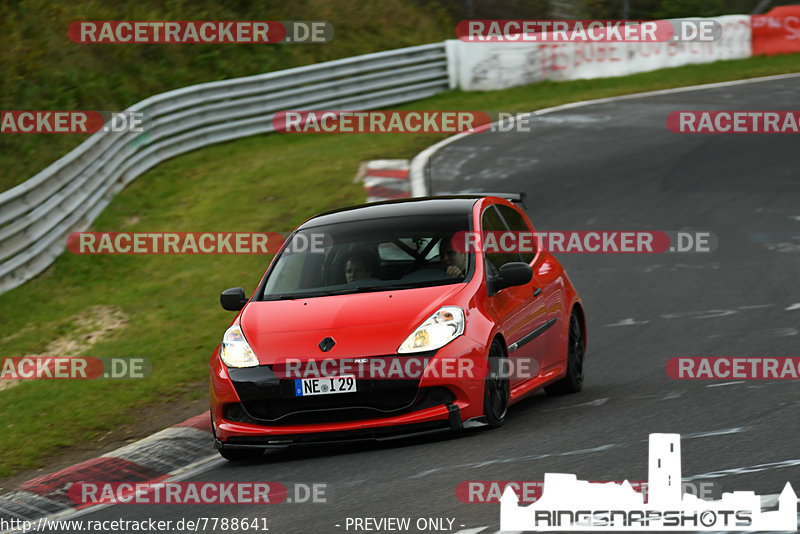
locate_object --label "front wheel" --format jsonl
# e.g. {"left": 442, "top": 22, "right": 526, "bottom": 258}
{"left": 483, "top": 341, "right": 509, "bottom": 428}
{"left": 545, "top": 310, "right": 585, "bottom": 396}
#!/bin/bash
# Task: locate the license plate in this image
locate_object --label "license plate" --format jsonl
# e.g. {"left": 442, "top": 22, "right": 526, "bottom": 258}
{"left": 294, "top": 375, "right": 357, "bottom": 396}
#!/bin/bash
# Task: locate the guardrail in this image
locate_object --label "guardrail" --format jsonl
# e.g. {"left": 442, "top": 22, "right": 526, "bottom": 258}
{"left": 0, "top": 42, "right": 449, "bottom": 294}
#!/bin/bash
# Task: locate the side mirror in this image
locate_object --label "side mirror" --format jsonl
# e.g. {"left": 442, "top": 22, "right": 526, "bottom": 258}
{"left": 491, "top": 262, "right": 533, "bottom": 294}
{"left": 220, "top": 287, "right": 248, "bottom": 311}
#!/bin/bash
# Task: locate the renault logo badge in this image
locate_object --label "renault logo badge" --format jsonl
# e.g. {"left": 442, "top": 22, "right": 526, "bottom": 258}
{"left": 318, "top": 337, "right": 335, "bottom": 352}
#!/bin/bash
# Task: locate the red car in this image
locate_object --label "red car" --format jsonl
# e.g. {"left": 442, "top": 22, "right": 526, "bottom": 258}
{"left": 210, "top": 195, "right": 586, "bottom": 460}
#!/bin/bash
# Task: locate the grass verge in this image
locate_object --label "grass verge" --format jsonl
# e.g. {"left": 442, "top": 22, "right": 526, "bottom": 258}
{"left": 0, "top": 0, "right": 453, "bottom": 191}
{"left": 1, "top": 53, "right": 799, "bottom": 478}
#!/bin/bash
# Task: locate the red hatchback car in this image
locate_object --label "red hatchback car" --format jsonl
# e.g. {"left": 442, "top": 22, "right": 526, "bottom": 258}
{"left": 210, "top": 195, "right": 586, "bottom": 460}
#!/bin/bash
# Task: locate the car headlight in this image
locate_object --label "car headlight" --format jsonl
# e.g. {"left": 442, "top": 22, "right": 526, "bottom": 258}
{"left": 219, "top": 325, "right": 259, "bottom": 368}
{"left": 398, "top": 306, "right": 465, "bottom": 353}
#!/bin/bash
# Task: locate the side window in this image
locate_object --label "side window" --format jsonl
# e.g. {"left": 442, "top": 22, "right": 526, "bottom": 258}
{"left": 497, "top": 204, "right": 536, "bottom": 263}
{"left": 481, "top": 205, "right": 518, "bottom": 276}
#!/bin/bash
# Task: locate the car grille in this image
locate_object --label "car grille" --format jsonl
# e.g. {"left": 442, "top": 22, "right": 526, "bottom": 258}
{"left": 225, "top": 356, "right": 453, "bottom": 425}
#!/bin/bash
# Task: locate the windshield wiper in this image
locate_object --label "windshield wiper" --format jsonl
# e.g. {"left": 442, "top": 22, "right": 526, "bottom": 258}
{"left": 267, "top": 284, "right": 428, "bottom": 300}
{"left": 270, "top": 290, "right": 350, "bottom": 300}
{"left": 352, "top": 284, "right": 418, "bottom": 292}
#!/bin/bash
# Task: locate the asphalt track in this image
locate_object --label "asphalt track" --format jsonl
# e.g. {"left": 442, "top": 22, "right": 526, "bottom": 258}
{"left": 57, "top": 76, "right": 799, "bottom": 533}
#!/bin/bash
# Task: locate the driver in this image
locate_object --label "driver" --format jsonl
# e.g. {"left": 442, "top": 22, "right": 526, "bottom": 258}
{"left": 440, "top": 236, "right": 467, "bottom": 278}
{"left": 344, "top": 250, "right": 377, "bottom": 283}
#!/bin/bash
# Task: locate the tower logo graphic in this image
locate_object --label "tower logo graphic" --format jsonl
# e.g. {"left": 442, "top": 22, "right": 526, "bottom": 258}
{"left": 500, "top": 433, "right": 797, "bottom": 531}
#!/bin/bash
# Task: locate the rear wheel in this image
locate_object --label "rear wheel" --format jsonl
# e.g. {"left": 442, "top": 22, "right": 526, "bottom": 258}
{"left": 483, "top": 341, "right": 509, "bottom": 428}
{"left": 545, "top": 310, "right": 585, "bottom": 395}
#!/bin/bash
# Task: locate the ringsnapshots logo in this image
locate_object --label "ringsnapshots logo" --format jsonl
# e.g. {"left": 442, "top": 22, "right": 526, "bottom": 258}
{"left": 500, "top": 433, "right": 797, "bottom": 531}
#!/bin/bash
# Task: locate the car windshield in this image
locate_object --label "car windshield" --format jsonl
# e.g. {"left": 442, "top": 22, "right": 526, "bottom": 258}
{"left": 259, "top": 213, "right": 473, "bottom": 300}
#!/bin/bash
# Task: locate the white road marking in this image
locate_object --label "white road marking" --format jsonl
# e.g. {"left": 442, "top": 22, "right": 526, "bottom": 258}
{"left": 681, "top": 427, "right": 748, "bottom": 439}
{"left": 604, "top": 317, "right": 650, "bottom": 327}
{"left": 543, "top": 398, "right": 609, "bottom": 411}
{"left": 605, "top": 302, "right": 798, "bottom": 327}
{"left": 772, "top": 327, "right": 799, "bottom": 337}
{"left": 363, "top": 159, "right": 410, "bottom": 170}
{"left": 684, "top": 458, "right": 800, "bottom": 481}
{"left": 761, "top": 493, "right": 782, "bottom": 508}
{"left": 706, "top": 381, "right": 744, "bottom": 388}
{"left": 643, "top": 263, "right": 722, "bottom": 272}
{"left": 765, "top": 242, "right": 800, "bottom": 253}
{"left": 662, "top": 309, "right": 737, "bottom": 319}
{"left": 408, "top": 428, "right": 747, "bottom": 479}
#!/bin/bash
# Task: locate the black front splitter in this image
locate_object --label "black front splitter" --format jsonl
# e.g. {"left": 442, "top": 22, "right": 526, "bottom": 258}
{"left": 216, "top": 403, "right": 476, "bottom": 450}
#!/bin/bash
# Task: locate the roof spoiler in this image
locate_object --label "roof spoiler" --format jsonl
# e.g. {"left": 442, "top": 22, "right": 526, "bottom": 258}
{"left": 457, "top": 192, "right": 527, "bottom": 210}
{"left": 426, "top": 192, "right": 528, "bottom": 210}
{"left": 483, "top": 192, "right": 527, "bottom": 208}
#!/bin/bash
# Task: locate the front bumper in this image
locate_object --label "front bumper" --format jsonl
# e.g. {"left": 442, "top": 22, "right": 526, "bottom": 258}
{"left": 210, "top": 336, "right": 487, "bottom": 444}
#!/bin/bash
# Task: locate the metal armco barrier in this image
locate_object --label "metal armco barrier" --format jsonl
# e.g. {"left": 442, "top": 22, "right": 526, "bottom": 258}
{"left": 0, "top": 43, "right": 449, "bottom": 294}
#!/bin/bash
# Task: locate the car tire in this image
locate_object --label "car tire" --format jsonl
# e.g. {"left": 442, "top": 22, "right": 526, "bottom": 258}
{"left": 483, "top": 341, "right": 509, "bottom": 428}
{"left": 218, "top": 448, "right": 264, "bottom": 462}
{"left": 545, "top": 310, "right": 585, "bottom": 396}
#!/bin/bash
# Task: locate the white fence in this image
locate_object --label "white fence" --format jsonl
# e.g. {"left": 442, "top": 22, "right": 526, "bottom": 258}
{"left": 448, "top": 16, "right": 752, "bottom": 91}
{"left": 0, "top": 43, "right": 449, "bottom": 294}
